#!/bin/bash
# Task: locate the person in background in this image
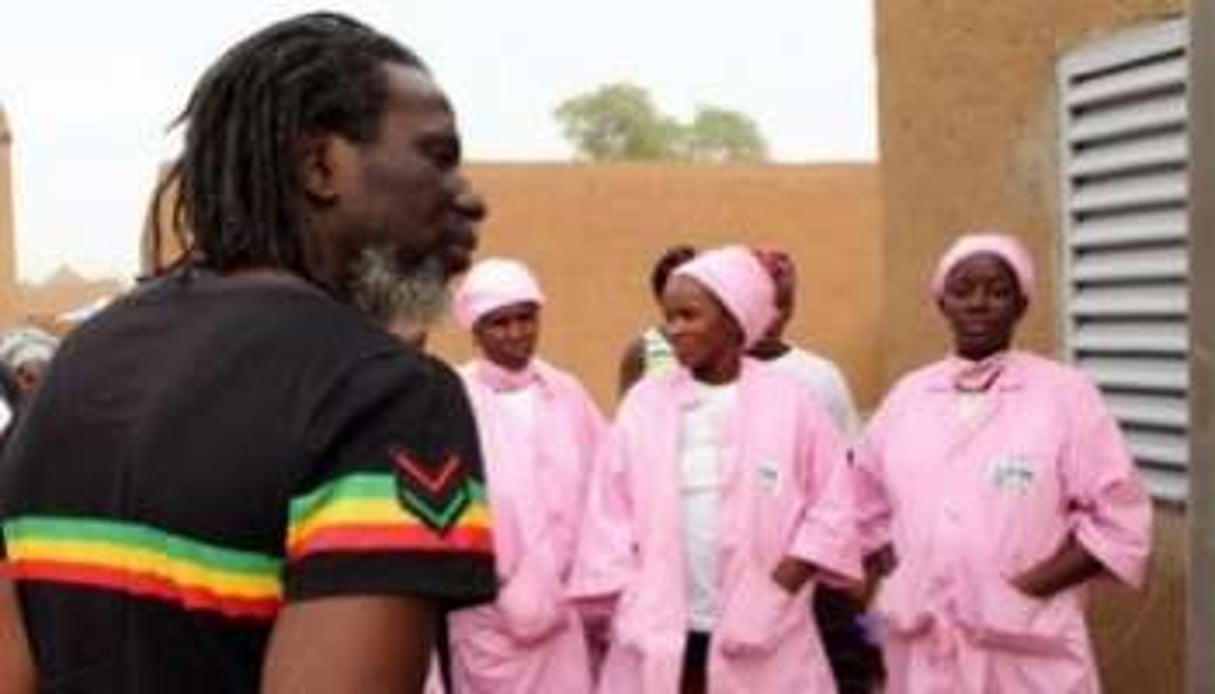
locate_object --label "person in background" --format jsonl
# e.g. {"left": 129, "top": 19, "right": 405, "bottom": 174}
{"left": 0, "top": 327, "right": 60, "bottom": 398}
{"left": 447, "top": 258, "right": 606, "bottom": 693}
{"left": 0, "top": 327, "right": 61, "bottom": 454}
{"left": 748, "top": 247, "right": 878, "bottom": 693}
{"left": 854, "top": 232, "right": 1152, "bottom": 692}
{"left": 0, "top": 13, "right": 496, "bottom": 693}
{"left": 617, "top": 244, "right": 697, "bottom": 397}
{"left": 0, "top": 363, "right": 20, "bottom": 455}
{"left": 573, "top": 245, "right": 861, "bottom": 693}
{"left": 748, "top": 248, "right": 859, "bottom": 436}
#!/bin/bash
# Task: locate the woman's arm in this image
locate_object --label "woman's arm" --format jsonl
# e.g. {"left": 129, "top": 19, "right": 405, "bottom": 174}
{"left": 1010, "top": 535, "right": 1104, "bottom": 599}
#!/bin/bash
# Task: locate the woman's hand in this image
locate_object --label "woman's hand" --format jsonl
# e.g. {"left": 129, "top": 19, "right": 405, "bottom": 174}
{"left": 1010, "top": 535, "right": 1103, "bottom": 599}
{"left": 771, "top": 556, "right": 816, "bottom": 594}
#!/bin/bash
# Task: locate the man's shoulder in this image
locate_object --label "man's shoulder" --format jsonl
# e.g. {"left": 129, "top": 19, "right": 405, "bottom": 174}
{"left": 94, "top": 273, "right": 398, "bottom": 357}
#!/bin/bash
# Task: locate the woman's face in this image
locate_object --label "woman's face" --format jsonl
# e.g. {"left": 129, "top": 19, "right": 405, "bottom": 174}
{"left": 473, "top": 301, "right": 540, "bottom": 372}
{"left": 938, "top": 252, "right": 1027, "bottom": 361}
{"left": 661, "top": 275, "right": 743, "bottom": 381}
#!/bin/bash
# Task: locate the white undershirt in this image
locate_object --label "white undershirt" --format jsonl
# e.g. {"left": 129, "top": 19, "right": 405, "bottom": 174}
{"left": 769, "top": 347, "right": 860, "bottom": 438}
{"left": 496, "top": 383, "right": 540, "bottom": 430}
{"left": 954, "top": 390, "right": 991, "bottom": 424}
{"left": 679, "top": 381, "right": 737, "bottom": 632}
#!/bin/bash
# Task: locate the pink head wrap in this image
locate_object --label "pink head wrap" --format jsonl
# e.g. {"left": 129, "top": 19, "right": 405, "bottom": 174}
{"left": 752, "top": 246, "right": 797, "bottom": 304}
{"left": 672, "top": 245, "right": 777, "bottom": 349}
{"left": 932, "top": 233, "right": 1035, "bottom": 300}
{"left": 452, "top": 258, "right": 544, "bottom": 330}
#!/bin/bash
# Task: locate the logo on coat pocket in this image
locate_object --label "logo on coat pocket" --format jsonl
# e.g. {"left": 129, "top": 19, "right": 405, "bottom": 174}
{"left": 756, "top": 458, "right": 781, "bottom": 495}
{"left": 990, "top": 453, "right": 1035, "bottom": 493}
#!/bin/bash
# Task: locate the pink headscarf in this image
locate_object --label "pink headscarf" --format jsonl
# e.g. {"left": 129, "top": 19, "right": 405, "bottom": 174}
{"left": 931, "top": 233, "right": 1036, "bottom": 300}
{"left": 752, "top": 246, "right": 797, "bottom": 304}
{"left": 452, "top": 258, "right": 545, "bottom": 330}
{"left": 672, "top": 245, "right": 776, "bottom": 349}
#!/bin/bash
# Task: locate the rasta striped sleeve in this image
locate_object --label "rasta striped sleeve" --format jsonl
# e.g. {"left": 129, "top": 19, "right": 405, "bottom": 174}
{"left": 0, "top": 476, "right": 494, "bottom": 619}
{"left": 286, "top": 472, "right": 493, "bottom": 559}
{"left": 1, "top": 516, "right": 282, "bottom": 620}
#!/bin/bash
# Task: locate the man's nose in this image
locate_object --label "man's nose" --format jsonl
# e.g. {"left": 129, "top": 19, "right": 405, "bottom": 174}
{"left": 455, "top": 176, "right": 487, "bottom": 222}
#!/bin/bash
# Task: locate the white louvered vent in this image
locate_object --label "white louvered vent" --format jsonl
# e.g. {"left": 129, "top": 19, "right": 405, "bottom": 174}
{"left": 1058, "top": 17, "right": 1189, "bottom": 502}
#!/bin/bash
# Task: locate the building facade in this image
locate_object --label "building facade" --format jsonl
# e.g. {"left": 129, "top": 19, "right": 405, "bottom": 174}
{"left": 876, "top": 1, "right": 1186, "bottom": 690}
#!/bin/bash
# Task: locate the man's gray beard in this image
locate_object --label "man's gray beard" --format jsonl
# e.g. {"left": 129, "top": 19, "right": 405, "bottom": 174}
{"left": 349, "top": 247, "right": 451, "bottom": 332}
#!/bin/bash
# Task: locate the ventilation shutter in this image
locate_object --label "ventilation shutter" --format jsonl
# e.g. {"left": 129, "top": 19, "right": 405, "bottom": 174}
{"left": 1058, "top": 18, "right": 1189, "bottom": 502}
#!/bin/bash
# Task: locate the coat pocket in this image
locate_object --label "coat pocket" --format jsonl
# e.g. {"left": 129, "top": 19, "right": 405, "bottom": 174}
{"left": 968, "top": 571, "right": 1074, "bottom": 656}
{"left": 496, "top": 549, "right": 567, "bottom": 644}
{"left": 715, "top": 566, "right": 801, "bottom": 657}
{"left": 871, "top": 563, "right": 932, "bottom": 640}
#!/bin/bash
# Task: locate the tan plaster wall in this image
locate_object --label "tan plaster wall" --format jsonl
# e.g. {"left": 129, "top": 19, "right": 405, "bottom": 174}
{"left": 876, "top": 0, "right": 1184, "bottom": 381}
{"left": 425, "top": 163, "right": 883, "bottom": 412}
{"left": 1087, "top": 505, "right": 1185, "bottom": 692}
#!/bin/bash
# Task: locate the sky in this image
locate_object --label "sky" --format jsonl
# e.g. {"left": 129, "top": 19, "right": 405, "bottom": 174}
{"left": 0, "top": 1, "right": 876, "bottom": 283}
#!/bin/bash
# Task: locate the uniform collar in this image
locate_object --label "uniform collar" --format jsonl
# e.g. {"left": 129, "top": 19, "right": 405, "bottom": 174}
{"left": 671, "top": 358, "right": 750, "bottom": 408}
{"left": 926, "top": 350, "right": 1026, "bottom": 392}
{"left": 471, "top": 358, "right": 549, "bottom": 394}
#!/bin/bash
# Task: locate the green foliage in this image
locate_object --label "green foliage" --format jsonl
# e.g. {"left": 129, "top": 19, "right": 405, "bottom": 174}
{"left": 554, "top": 82, "right": 768, "bottom": 163}
{"left": 684, "top": 107, "right": 767, "bottom": 163}
{"left": 554, "top": 83, "right": 674, "bottom": 161}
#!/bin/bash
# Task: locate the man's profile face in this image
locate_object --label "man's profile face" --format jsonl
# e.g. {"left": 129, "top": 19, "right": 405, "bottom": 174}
{"left": 321, "top": 63, "right": 486, "bottom": 291}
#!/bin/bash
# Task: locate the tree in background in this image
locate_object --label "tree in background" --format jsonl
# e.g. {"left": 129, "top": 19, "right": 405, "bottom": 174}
{"left": 554, "top": 83, "right": 679, "bottom": 161}
{"left": 684, "top": 107, "right": 767, "bottom": 163}
{"left": 555, "top": 82, "right": 768, "bottom": 163}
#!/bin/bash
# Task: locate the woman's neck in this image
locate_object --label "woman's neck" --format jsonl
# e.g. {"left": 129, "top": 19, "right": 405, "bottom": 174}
{"left": 955, "top": 344, "right": 1011, "bottom": 362}
{"left": 693, "top": 353, "right": 741, "bottom": 385}
{"left": 748, "top": 338, "right": 790, "bottom": 361}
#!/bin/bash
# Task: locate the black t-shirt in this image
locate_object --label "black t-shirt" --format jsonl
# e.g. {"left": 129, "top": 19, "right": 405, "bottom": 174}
{"left": 0, "top": 272, "right": 497, "bottom": 692}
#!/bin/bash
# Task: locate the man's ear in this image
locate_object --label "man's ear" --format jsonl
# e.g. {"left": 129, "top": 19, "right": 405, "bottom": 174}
{"left": 299, "top": 132, "right": 344, "bottom": 205}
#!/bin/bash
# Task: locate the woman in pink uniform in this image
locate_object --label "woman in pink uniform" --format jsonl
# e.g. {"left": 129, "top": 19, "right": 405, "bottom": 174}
{"left": 447, "top": 258, "right": 607, "bottom": 693}
{"left": 854, "top": 233, "right": 1152, "bottom": 692}
{"left": 572, "top": 245, "right": 861, "bottom": 694}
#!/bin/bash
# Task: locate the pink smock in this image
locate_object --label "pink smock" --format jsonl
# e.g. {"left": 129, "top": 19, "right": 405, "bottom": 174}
{"left": 447, "top": 358, "right": 607, "bottom": 693}
{"left": 571, "top": 359, "right": 862, "bottom": 693}
{"left": 854, "top": 351, "right": 1152, "bottom": 693}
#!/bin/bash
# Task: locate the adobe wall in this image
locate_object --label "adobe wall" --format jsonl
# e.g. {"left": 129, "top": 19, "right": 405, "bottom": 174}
{"left": 426, "top": 163, "right": 883, "bottom": 411}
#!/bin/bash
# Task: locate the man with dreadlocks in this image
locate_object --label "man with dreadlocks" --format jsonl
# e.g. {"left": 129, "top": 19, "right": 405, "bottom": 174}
{"left": 0, "top": 12, "right": 496, "bottom": 694}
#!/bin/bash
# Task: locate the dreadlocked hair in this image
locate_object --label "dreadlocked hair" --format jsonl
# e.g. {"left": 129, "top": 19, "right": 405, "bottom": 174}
{"left": 152, "top": 12, "right": 426, "bottom": 277}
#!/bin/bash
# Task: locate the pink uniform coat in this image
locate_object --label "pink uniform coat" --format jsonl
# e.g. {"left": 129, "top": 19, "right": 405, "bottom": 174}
{"left": 448, "top": 358, "right": 607, "bottom": 694}
{"left": 854, "top": 351, "right": 1152, "bottom": 693}
{"left": 571, "top": 359, "right": 862, "bottom": 694}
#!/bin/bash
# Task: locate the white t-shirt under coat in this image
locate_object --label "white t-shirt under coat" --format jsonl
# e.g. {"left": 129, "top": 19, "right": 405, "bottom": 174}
{"left": 679, "top": 380, "right": 737, "bottom": 632}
